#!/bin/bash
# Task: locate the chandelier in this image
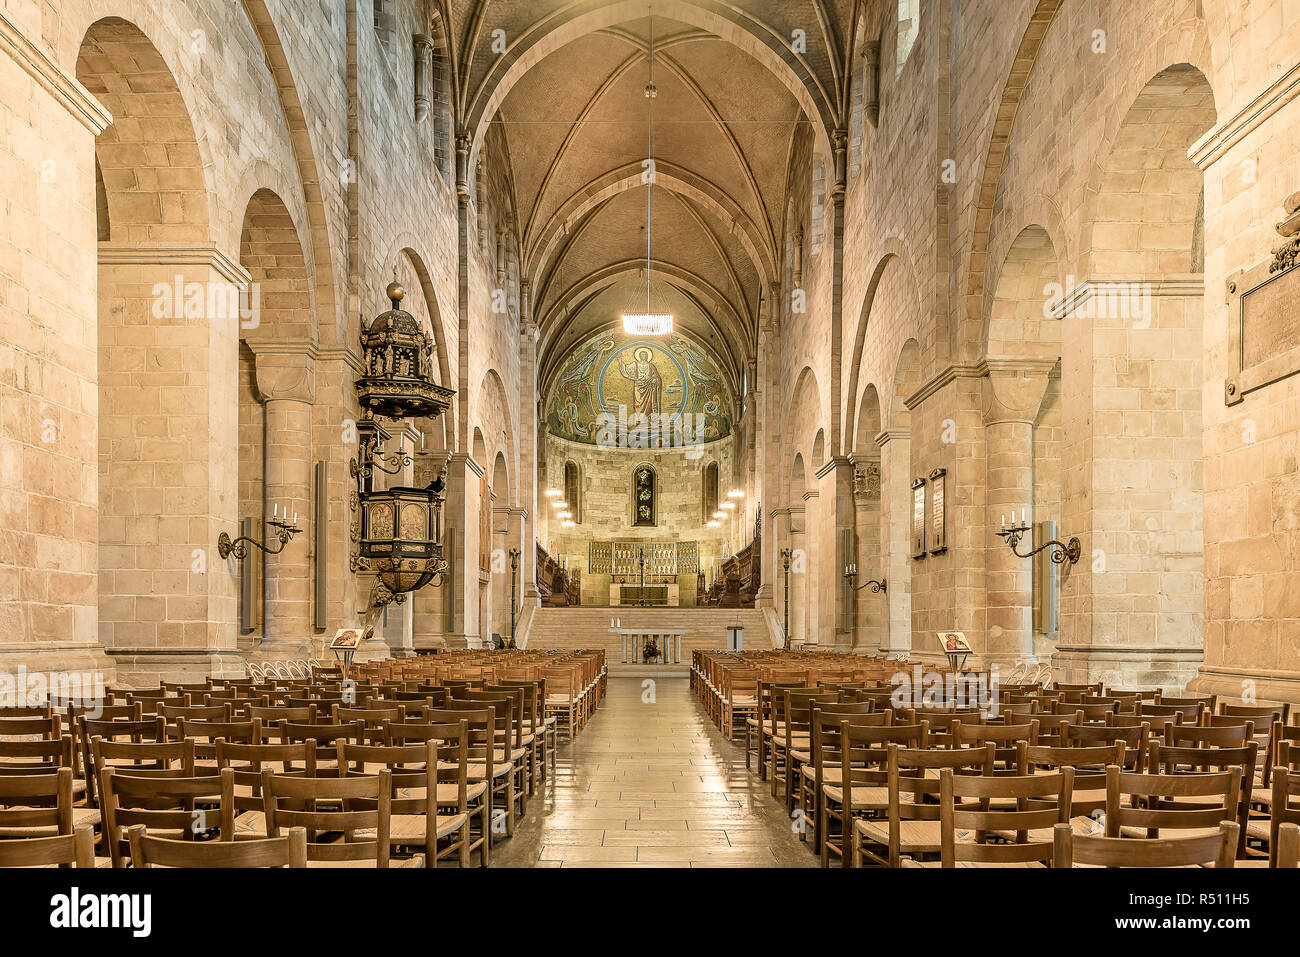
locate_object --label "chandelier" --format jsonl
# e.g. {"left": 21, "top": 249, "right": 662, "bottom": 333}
{"left": 622, "top": 14, "right": 673, "bottom": 338}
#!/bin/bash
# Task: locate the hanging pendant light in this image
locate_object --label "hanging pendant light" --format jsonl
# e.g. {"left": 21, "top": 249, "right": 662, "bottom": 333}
{"left": 622, "top": 13, "right": 673, "bottom": 337}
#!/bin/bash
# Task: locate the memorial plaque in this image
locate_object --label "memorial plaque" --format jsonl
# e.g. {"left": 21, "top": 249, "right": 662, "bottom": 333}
{"left": 929, "top": 468, "right": 947, "bottom": 555}
{"left": 1225, "top": 231, "right": 1300, "bottom": 405}
{"left": 911, "top": 477, "right": 927, "bottom": 560}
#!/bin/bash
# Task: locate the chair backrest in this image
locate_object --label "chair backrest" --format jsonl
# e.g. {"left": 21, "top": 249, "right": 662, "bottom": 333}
{"left": 0, "top": 767, "right": 74, "bottom": 835}
{"left": 128, "top": 823, "right": 307, "bottom": 868}
{"left": 92, "top": 736, "right": 196, "bottom": 779}
{"left": 261, "top": 767, "right": 391, "bottom": 866}
{"left": 100, "top": 767, "right": 237, "bottom": 867}
{"left": 1066, "top": 720, "right": 1150, "bottom": 758}
{"left": 1017, "top": 741, "right": 1128, "bottom": 817}
{"left": 1054, "top": 820, "right": 1238, "bottom": 868}
{"left": 952, "top": 719, "right": 1038, "bottom": 772}
{"left": 1268, "top": 767, "right": 1300, "bottom": 867}
{"left": 1104, "top": 764, "right": 1241, "bottom": 839}
{"left": 938, "top": 768, "right": 1073, "bottom": 867}
{"left": 880, "top": 742, "right": 995, "bottom": 867}
{"left": 214, "top": 739, "right": 318, "bottom": 817}
{"left": 0, "top": 734, "right": 75, "bottom": 776}
{"left": 0, "top": 826, "right": 95, "bottom": 867}
{"left": 0, "top": 714, "right": 62, "bottom": 739}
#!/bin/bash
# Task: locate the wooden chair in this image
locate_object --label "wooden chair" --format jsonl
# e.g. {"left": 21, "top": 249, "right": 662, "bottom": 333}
{"left": 100, "top": 767, "right": 237, "bottom": 867}
{"left": 1054, "top": 820, "right": 1239, "bottom": 869}
{"left": 1104, "top": 764, "right": 1241, "bottom": 849}
{"left": 127, "top": 823, "right": 307, "bottom": 868}
{"left": 0, "top": 767, "right": 75, "bottom": 840}
{"left": 1017, "top": 741, "right": 1130, "bottom": 820}
{"left": 854, "top": 741, "right": 996, "bottom": 867}
{"left": 214, "top": 739, "right": 318, "bottom": 840}
{"left": 260, "top": 767, "right": 394, "bottom": 867}
{"left": 921, "top": 768, "right": 1074, "bottom": 868}
{"left": 800, "top": 703, "right": 882, "bottom": 848}
{"left": 1146, "top": 734, "right": 1257, "bottom": 853}
{"left": 1259, "top": 766, "right": 1300, "bottom": 867}
{"left": 780, "top": 689, "right": 838, "bottom": 809}
{"left": 389, "top": 714, "right": 496, "bottom": 863}
{"left": 337, "top": 727, "right": 471, "bottom": 867}
{"left": 823, "top": 723, "right": 927, "bottom": 868}
{"left": 0, "top": 826, "right": 96, "bottom": 868}
{"left": 542, "top": 668, "right": 580, "bottom": 741}
{"left": 444, "top": 696, "right": 527, "bottom": 822}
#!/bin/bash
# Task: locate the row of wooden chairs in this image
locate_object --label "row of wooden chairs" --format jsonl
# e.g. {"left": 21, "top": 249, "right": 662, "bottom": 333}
{"left": 0, "top": 655, "right": 608, "bottom": 867}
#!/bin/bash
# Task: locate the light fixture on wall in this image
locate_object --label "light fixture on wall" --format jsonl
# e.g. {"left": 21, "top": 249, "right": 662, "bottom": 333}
{"left": 551, "top": 500, "right": 567, "bottom": 509}
{"left": 558, "top": 511, "right": 572, "bottom": 520}
{"left": 727, "top": 489, "right": 744, "bottom": 499}
{"left": 721, "top": 501, "right": 735, "bottom": 510}
{"left": 996, "top": 510, "right": 1081, "bottom": 565}
{"left": 621, "top": 14, "right": 673, "bottom": 338}
{"left": 545, "top": 488, "right": 562, "bottom": 498}
{"left": 561, "top": 519, "right": 575, "bottom": 528}
{"left": 712, "top": 510, "right": 726, "bottom": 520}
{"left": 218, "top": 504, "right": 302, "bottom": 560}
{"left": 707, "top": 519, "right": 720, "bottom": 528}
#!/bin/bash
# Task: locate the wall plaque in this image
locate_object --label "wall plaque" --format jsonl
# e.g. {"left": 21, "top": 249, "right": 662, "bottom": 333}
{"left": 911, "top": 477, "right": 927, "bottom": 560}
{"left": 928, "top": 467, "right": 947, "bottom": 555}
{"left": 1225, "top": 196, "right": 1300, "bottom": 405}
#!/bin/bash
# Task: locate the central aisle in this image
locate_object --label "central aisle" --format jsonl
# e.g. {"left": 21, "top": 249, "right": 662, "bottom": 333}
{"left": 492, "top": 677, "right": 817, "bottom": 867}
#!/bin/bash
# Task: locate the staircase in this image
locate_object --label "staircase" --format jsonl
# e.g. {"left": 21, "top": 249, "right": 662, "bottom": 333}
{"left": 521, "top": 606, "right": 775, "bottom": 676}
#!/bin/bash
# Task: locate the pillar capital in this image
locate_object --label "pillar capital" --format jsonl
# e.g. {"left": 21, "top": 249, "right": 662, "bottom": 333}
{"left": 980, "top": 360, "right": 1056, "bottom": 427}
{"left": 251, "top": 349, "right": 315, "bottom": 404}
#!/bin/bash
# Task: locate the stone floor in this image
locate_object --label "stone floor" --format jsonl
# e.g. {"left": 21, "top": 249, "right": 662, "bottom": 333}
{"left": 491, "top": 676, "right": 818, "bottom": 867}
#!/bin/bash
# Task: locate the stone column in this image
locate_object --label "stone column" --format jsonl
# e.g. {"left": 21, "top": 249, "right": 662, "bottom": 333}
{"left": 252, "top": 350, "right": 316, "bottom": 659}
{"left": 791, "top": 501, "right": 810, "bottom": 643}
{"left": 519, "top": 282, "right": 540, "bottom": 603}
{"left": 877, "top": 428, "right": 912, "bottom": 656}
{"left": 756, "top": 294, "right": 781, "bottom": 605}
{"left": 852, "top": 459, "right": 883, "bottom": 653}
{"left": 981, "top": 367, "right": 1050, "bottom": 671}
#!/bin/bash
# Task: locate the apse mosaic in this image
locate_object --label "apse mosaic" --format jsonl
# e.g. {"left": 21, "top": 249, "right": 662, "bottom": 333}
{"left": 546, "top": 333, "right": 733, "bottom": 446}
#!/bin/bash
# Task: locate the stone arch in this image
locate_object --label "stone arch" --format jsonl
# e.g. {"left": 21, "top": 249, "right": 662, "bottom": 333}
{"left": 391, "top": 243, "right": 455, "bottom": 447}
{"left": 77, "top": 17, "right": 212, "bottom": 245}
{"left": 464, "top": 0, "right": 837, "bottom": 160}
{"left": 240, "top": 189, "right": 313, "bottom": 343}
{"left": 983, "top": 224, "right": 1063, "bottom": 363}
{"left": 888, "top": 338, "right": 921, "bottom": 431}
{"left": 1083, "top": 64, "right": 1217, "bottom": 276}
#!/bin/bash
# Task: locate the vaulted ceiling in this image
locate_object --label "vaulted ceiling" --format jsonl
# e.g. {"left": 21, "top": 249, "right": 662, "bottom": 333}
{"left": 441, "top": 1, "right": 857, "bottom": 398}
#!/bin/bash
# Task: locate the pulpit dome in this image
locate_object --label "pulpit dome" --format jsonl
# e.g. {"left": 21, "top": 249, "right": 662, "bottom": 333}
{"left": 356, "top": 281, "right": 454, "bottom": 420}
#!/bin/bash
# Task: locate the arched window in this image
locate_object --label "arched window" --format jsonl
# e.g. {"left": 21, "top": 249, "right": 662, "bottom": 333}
{"left": 428, "top": 11, "right": 453, "bottom": 181}
{"left": 564, "top": 460, "right": 581, "bottom": 524}
{"left": 702, "top": 461, "right": 719, "bottom": 523}
{"left": 633, "top": 465, "right": 656, "bottom": 527}
{"left": 896, "top": 0, "right": 920, "bottom": 79}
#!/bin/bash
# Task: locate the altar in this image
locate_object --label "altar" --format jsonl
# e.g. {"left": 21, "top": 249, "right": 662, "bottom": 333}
{"left": 609, "top": 583, "right": 679, "bottom": 606}
{"left": 611, "top": 627, "right": 693, "bottom": 664}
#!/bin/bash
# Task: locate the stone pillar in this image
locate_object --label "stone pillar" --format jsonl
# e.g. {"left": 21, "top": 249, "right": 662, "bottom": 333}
{"left": 852, "top": 459, "right": 883, "bottom": 653}
{"left": 791, "top": 501, "right": 810, "bottom": 643}
{"left": 756, "top": 295, "right": 781, "bottom": 605}
{"left": 877, "top": 429, "right": 911, "bottom": 656}
{"left": 251, "top": 351, "right": 316, "bottom": 659}
{"left": 442, "top": 450, "right": 482, "bottom": 648}
{"left": 519, "top": 282, "right": 540, "bottom": 603}
{"left": 980, "top": 367, "right": 1049, "bottom": 670}
{"left": 96, "top": 248, "right": 246, "bottom": 683}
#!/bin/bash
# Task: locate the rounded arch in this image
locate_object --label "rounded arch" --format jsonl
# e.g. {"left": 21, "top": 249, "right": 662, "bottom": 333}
{"left": 983, "top": 224, "right": 1062, "bottom": 363}
{"left": 475, "top": 368, "right": 516, "bottom": 494}
{"left": 854, "top": 384, "right": 882, "bottom": 457}
{"left": 465, "top": 0, "right": 837, "bottom": 161}
{"left": 471, "top": 428, "right": 488, "bottom": 473}
{"left": 239, "top": 188, "right": 313, "bottom": 343}
{"left": 491, "top": 450, "right": 510, "bottom": 507}
{"left": 888, "top": 339, "right": 921, "bottom": 431}
{"left": 631, "top": 461, "right": 658, "bottom": 527}
{"left": 811, "top": 430, "right": 826, "bottom": 471}
{"left": 842, "top": 241, "right": 925, "bottom": 450}
{"left": 790, "top": 452, "right": 808, "bottom": 500}
{"left": 525, "top": 160, "right": 777, "bottom": 292}
{"left": 958, "top": 0, "right": 1067, "bottom": 361}
{"left": 77, "top": 17, "right": 213, "bottom": 245}
{"left": 390, "top": 242, "right": 455, "bottom": 444}
{"left": 1083, "top": 63, "right": 1216, "bottom": 276}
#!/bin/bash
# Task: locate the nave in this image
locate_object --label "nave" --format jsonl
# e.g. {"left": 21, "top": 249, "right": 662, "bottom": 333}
{"left": 492, "top": 677, "right": 813, "bottom": 867}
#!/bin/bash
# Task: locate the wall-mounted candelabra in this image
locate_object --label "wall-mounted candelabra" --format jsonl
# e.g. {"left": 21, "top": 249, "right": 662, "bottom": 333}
{"left": 843, "top": 563, "right": 886, "bottom": 593}
{"left": 350, "top": 425, "right": 416, "bottom": 483}
{"left": 996, "top": 511, "right": 1081, "bottom": 565}
{"left": 218, "top": 505, "right": 302, "bottom": 559}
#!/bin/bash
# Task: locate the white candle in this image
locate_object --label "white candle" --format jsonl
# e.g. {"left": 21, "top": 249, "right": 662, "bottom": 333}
{"left": 1001, "top": 514, "right": 1005, "bottom": 529}
{"left": 274, "top": 503, "right": 279, "bottom": 518}
{"left": 292, "top": 511, "right": 298, "bottom": 525}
